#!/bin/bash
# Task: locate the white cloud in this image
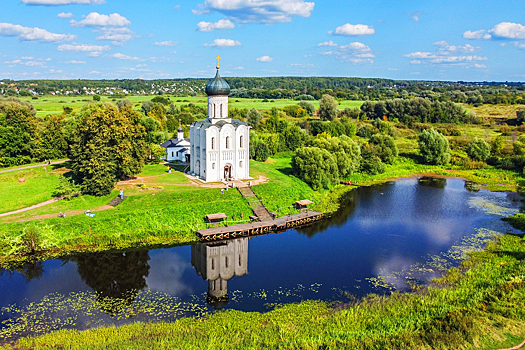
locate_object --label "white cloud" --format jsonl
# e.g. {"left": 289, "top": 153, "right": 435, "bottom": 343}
{"left": 197, "top": 19, "right": 235, "bottom": 32}
{"left": 0, "top": 22, "right": 75, "bottom": 43}
{"left": 474, "top": 63, "right": 487, "bottom": 68}
{"left": 154, "top": 41, "right": 178, "bottom": 46}
{"left": 489, "top": 22, "right": 525, "bottom": 39}
{"left": 193, "top": 0, "right": 314, "bottom": 23}
{"left": 64, "top": 60, "right": 86, "bottom": 64}
{"left": 256, "top": 55, "right": 273, "bottom": 62}
{"left": 110, "top": 53, "right": 144, "bottom": 61}
{"left": 463, "top": 29, "right": 491, "bottom": 40}
{"left": 70, "top": 12, "right": 130, "bottom": 27}
{"left": 412, "top": 15, "right": 420, "bottom": 22}
{"left": 4, "top": 59, "right": 47, "bottom": 68}
{"left": 329, "top": 23, "right": 375, "bottom": 36}
{"left": 319, "top": 41, "right": 374, "bottom": 64}
{"left": 89, "top": 70, "right": 101, "bottom": 74}
{"left": 318, "top": 40, "right": 337, "bottom": 47}
{"left": 22, "top": 0, "right": 104, "bottom": 4}
{"left": 515, "top": 43, "right": 525, "bottom": 49}
{"left": 57, "top": 12, "right": 73, "bottom": 18}
{"left": 95, "top": 27, "right": 135, "bottom": 44}
{"left": 57, "top": 43, "right": 110, "bottom": 54}
{"left": 234, "top": 66, "right": 244, "bottom": 69}
{"left": 433, "top": 41, "right": 480, "bottom": 53}
{"left": 203, "top": 38, "right": 241, "bottom": 47}
{"left": 405, "top": 42, "right": 487, "bottom": 67}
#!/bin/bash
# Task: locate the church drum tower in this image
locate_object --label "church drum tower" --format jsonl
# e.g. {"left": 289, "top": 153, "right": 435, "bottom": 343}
{"left": 189, "top": 57, "right": 250, "bottom": 182}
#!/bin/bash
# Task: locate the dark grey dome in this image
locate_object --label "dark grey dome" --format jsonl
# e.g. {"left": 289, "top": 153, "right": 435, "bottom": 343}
{"left": 178, "top": 126, "right": 183, "bottom": 132}
{"left": 205, "top": 70, "right": 230, "bottom": 96}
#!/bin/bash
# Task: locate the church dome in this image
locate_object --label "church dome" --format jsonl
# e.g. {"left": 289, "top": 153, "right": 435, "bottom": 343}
{"left": 205, "top": 70, "right": 230, "bottom": 96}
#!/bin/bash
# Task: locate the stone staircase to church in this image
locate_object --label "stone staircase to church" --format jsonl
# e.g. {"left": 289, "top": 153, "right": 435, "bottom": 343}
{"left": 237, "top": 186, "right": 273, "bottom": 222}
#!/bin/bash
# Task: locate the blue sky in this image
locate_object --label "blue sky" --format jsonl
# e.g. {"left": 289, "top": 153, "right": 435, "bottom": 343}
{"left": 1, "top": 0, "right": 524, "bottom": 81}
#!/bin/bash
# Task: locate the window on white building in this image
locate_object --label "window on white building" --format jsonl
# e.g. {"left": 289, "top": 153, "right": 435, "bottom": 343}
{"left": 211, "top": 137, "right": 215, "bottom": 149}
{"left": 240, "top": 135, "right": 243, "bottom": 148}
{"left": 239, "top": 161, "right": 243, "bottom": 168}
{"left": 212, "top": 163, "right": 215, "bottom": 169}
{"left": 171, "top": 152, "right": 174, "bottom": 157}
{"left": 226, "top": 136, "right": 230, "bottom": 149}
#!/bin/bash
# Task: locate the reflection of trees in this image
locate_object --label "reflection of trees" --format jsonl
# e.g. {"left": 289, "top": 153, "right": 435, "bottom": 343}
{"left": 464, "top": 181, "right": 481, "bottom": 192}
{"left": 296, "top": 190, "right": 358, "bottom": 238}
{"left": 0, "top": 259, "right": 44, "bottom": 281}
{"left": 418, "top": 177, "right": 447, "bottom": 189}
{"left": 71, "top": 251, "right": 150, "bottom": 316}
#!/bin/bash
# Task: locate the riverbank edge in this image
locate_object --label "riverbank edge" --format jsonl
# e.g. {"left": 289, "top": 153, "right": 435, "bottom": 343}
{"left": 0, "top": 168, "right": 516, "bottom": 269}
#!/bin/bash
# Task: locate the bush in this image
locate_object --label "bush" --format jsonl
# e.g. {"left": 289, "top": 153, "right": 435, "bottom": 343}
{"left": 292, "top": 147, "right": 339, "bottom": 190}
{"left": 22, "top": 226, "right": 41, "bottom": 254}
{"left": 418, "top": 129, "right": 451, "bottom": 165}
{"left": 359, "top": 144, "right": 386, "bottom": 175}
{"left": 356, "top": 124, "right": 379, "bottom": 139}
{"left": 254, "top": 142, "right": 269, "bottom": 162}
{"left": 369, "top": 134, "right": 398, "bottom": 164}
{"left": 466, "top": 138, "right": 491, "bottom": 162}
{"left": 298, "top": 101, "right": 315, "bottom": 116}
{"left": 319, "top": 94, "right": 338, "bottom": 121}
{"left": 93, "top": 95, "right": 101, "bottom": 101}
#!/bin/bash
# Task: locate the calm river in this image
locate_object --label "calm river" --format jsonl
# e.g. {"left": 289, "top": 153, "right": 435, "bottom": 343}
{"left": 0, "top": 177, "right": 522, "bottom": 340}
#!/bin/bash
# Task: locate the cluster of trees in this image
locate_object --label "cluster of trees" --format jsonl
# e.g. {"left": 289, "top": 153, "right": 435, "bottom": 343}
{"left": 360, "top": 98, "right": 472, "bottom": 125}
{"left": 0, "top": 97, "right": 69, "bottom": 167}
{"left": 5, "top": 77, "right": 525, "bottom": 106}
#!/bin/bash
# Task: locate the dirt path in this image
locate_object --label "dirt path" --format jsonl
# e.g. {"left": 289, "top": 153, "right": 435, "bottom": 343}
{"left": 0, "top": 160, "right": 68, "bottom": 174}
{"left": 0, "top": 197, "right": 65, "bottom": 218}
{"left": 2, "top": 205, "right": 115, "bottom": 223}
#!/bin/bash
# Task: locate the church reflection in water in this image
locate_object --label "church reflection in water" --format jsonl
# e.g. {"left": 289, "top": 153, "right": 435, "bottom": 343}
{"left": 191, "top": 238, "right": 248, "bottom": 309}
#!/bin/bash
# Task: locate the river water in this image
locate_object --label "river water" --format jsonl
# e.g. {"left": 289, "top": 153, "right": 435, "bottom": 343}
{"left": 0, "top": 177, "right": 522, "bottom": 340}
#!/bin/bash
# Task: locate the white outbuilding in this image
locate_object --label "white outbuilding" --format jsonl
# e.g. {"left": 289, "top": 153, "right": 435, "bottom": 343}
{"left": 190, "top": 59, "right": 250, "bottom": 182}
{"left": 161, "top": 126, "right": 191, "bottom": 163}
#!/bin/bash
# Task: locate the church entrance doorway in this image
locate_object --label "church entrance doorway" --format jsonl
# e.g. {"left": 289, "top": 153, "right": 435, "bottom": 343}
{"left": 224, "top": 165, "right": 231, "bottom": 180}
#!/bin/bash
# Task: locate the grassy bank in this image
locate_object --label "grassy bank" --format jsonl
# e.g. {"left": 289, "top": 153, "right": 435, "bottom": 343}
{"left": 5, "top": 232, "right": 525, "bottom": 350}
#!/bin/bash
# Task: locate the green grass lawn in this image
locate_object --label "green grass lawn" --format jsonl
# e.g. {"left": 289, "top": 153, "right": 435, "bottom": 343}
{"left": 0, "top": 166, "right": 64, "bottom": 214}
{"left": 21, "top": 95, "right": 363, "bottom": 118}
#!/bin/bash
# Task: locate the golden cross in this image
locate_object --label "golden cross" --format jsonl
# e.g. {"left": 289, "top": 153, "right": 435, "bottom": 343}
{"left": 178, "top": 118, "right": 181, "bottom": 127}
{"left": 216, "top": 55, "right": 221, "bottom": 69}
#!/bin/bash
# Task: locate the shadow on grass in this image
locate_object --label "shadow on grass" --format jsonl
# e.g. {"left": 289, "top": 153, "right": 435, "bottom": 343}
{"left": 276, "top": 167, "right": 294, "bottom": 176}
{"left": 399, "top": 152, "right": 425, "bottom": 164}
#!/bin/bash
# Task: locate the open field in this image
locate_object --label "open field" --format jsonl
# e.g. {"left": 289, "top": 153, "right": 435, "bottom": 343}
{"left": 20, "top": 95, "right": 363, "bottom": 118}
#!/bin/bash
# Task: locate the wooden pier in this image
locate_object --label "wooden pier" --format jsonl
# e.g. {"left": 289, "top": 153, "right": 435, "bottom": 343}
{"left": 196, "top": 210, "right": 323, "bottom": 242}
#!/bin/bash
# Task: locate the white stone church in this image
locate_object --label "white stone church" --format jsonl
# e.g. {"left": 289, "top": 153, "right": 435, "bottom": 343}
{"left": 190, "top": 60, "right": 250, "bottom": 182}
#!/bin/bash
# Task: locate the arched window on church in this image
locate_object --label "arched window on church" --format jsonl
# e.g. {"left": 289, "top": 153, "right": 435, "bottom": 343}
{"left": 226, "top": 136, "right": 230, "bottom": 149}
{"left": 239, "top": 161, "right": 243, "bottom": 168}
{"left": 240, "top": 135, "right": 243, "bottom": 148}
{"left": 213, "top": 104, "right": 216, "bottom": 118}
{"left": 211, "top": 137, "right": 215, "bottom": 150}
{"left": 220, "top": 104, "right": 223, "bottom": 117}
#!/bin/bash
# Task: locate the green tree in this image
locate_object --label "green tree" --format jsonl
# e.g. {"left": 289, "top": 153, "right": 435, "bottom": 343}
{"left": 318, "top": 94, "right": 338, "bottom": 121}
{"left": 466, "top": 138, "right": 491, "bottom": 161}
{"left": 69, "top": 104, "right": 147, "bottom": 196}
{"left": 148, "top": 104, "right": 167, "bottom": 129}
{"left": 490, "top": 136, "right": 504, "bottom": 156}
{"left": 369, "top": 134, "right": 398, "bottom": 164}
{"left": 0, "top": 99, "right": 38, "bottom": 166}
{"left": 418, "top": 129, "right": 451, "bottom": 165}
{"left": 281, "top": 124, "right": 307, "bottom": 152}
{"left": 359, "top": 144, "right": 386, "bottom": 175}
{"left": 116, "top": 98, "right": 132, "bottom": 112}
{"left": 513, "top": 135, "right": 525, "bottom": 156}
{"left": 254, "top": 142, "right": 269, "bottom": 162}
{"left": 40, "top": 115, "right": 68, "bottom": 159}
{"left": 247, "top": 108, "right": 263, "bottom": 129}
{"left": 93, "top": 95, "right": 101, "bottom": 101}
{"left": 312, "top": 135, "right": 360, "bottom": 177}
{"left": 517, "top": 108, "right": 525, "bottom": 125}
{"left": 298, "top": 101, "right": 315, "bottom": 116}
{"left": 292, "top": 147, "right": 339, "bottom": 190}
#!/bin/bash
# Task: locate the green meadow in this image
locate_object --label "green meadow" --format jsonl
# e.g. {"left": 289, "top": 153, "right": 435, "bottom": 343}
{"left": 21, "top": 95, "right": 363, "bottom": 118}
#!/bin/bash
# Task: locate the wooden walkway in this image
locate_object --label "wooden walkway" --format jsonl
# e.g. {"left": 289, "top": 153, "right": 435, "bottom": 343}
{"left": 196, "top": 210, "right": 323, "bottom": 242}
